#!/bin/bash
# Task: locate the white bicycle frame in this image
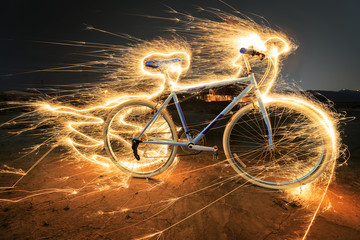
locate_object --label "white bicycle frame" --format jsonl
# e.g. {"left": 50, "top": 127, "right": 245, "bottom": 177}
{"left": 133, "top": 70, "right": 274, "bottom": 152}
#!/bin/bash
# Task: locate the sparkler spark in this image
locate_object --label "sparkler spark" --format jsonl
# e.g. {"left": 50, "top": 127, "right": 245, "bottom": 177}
{"left": 0, "top": 5, "right": 345, "bottom": 240}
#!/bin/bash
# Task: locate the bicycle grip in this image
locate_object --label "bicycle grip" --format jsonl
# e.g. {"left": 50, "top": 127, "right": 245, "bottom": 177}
{"left": 240, "top": 47, "right": 254, "bottom": 55}
{"left": 240, "top": 47, "right": 265, "bottom": 60}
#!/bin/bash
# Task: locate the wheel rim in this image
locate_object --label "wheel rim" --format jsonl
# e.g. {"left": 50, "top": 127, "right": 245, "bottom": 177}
{"left": 105, "top": 103, "right": 176, "bottom": 176}
{"left": 227, "top": 102, "right": 328, "bottom": 186}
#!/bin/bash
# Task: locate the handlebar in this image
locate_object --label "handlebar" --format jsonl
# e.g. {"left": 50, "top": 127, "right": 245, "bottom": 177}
{"left": 240, "top": 47, "right": 265, "bottom": 60}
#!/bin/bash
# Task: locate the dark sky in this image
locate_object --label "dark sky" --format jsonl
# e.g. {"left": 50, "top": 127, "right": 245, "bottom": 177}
{"left": 1, "top": 0, "right": 359, "bottom": 91}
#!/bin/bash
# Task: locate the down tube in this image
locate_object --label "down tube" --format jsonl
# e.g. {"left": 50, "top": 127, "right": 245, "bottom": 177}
{"left": 193, "top": 85, "right": 254, "bottom": 144}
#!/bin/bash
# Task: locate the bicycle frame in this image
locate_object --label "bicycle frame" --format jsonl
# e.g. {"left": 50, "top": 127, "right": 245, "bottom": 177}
{"left": 134, "top": 72, "right": 274, "bottom": 150}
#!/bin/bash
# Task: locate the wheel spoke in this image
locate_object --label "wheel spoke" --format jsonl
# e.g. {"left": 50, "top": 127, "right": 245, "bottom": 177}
{"left": 104, "top": 101, "right": 177, "bottom": 177}
{"left": 225, "top": 100, "right": 330, "bottom": 188}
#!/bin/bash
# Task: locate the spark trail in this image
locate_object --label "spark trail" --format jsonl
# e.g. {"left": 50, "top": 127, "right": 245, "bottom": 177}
{"left": 0, "top": 5, "right": 343, "bottom": 240}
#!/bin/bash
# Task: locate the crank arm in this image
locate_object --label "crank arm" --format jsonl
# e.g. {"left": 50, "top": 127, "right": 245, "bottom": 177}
{"left": 188, "top": 144, "right": 216, "bottom": 152}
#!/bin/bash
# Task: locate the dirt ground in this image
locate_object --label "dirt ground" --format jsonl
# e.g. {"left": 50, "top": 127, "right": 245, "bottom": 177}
{"left": 0, "top": 108, "right": 360, "bottom": 240}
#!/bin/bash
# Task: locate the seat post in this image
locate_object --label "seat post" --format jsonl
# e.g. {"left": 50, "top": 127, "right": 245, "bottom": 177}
{"left": 162, "top": 69, "right": 172, "bottom": 91}
{"left": 144, "top": 57, "right": 185, "bottom": 92}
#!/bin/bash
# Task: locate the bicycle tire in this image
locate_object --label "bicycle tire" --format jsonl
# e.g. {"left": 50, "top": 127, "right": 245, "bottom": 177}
{"left": 104, "top": 100, "right": 178, "bottom": 178}
{"left": 223, "top": 98, "right": 333, "bottom": 189}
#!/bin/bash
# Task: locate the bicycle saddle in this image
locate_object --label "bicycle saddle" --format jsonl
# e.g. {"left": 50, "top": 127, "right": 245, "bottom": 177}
{"left": 145, "top": 58, "right": 183, "bottom": 68}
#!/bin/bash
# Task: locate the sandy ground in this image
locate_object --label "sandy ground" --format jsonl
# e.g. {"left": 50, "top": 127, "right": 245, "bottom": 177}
{"left": 0, "top": 108, "right": 360, "bottom": 240}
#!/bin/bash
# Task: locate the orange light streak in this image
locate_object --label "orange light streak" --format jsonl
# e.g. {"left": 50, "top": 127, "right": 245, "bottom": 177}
{"left": 302, "top": 159, "right": 337, "bottom": 240}
{"left": 0, "top": 9, "right": 343, "bottom": 240}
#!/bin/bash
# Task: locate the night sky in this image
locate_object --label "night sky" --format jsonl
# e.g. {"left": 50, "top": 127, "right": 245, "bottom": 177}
{"left": 1, "top": 0, "right": 359, "bottom": 91}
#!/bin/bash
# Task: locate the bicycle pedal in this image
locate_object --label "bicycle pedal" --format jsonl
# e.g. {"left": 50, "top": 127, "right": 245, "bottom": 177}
{"left": 213, "top": 145, "right": 218, "bottom": 160}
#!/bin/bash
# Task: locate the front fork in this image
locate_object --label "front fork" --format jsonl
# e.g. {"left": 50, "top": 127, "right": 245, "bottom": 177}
{"left": 255, "top": 90, "right": 275, "bottom": 150}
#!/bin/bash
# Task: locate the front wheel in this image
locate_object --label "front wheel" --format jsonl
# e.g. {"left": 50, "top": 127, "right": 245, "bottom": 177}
{"left": 223, "top": 98, "right": 333, "bottom": 189}
{"left": 104, "top": 100, "right": 178, "bottom": 178}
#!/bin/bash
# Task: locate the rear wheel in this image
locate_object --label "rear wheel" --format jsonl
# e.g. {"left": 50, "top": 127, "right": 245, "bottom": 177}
{"left": 104, "top": 100, "right": 178, "bottom": 178}
{"left": 223, "top": 98, "right": 333, "bottom": 189}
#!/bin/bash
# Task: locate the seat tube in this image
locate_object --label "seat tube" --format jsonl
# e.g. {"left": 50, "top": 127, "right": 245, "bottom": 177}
{"left": 135, "top": 93, "right": 173, "bottom": 140}
{"left": 173, "top": 93, "right": 191, "bottom": 142}
{"left": 255, "top": 90, "right": 274, "bottom": 149}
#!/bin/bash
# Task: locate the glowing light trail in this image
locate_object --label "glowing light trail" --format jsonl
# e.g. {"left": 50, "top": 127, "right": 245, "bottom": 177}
{"left": 0, "top": 6, "right": 342, "bottom": 240}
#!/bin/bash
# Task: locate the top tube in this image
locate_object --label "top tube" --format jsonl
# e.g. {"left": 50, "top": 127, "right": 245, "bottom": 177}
{"left": 174, "top": 76, "right": 252, "bottom": 94}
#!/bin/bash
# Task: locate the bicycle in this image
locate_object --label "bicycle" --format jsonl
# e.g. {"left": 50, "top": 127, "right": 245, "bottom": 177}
{"left": 103, "top": 47, "right": 333, "bottom": 189}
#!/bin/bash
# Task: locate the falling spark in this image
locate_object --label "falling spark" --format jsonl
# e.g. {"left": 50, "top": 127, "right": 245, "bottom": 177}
{"left": 301, "top": 159, "right": 337, "bottom": 240}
